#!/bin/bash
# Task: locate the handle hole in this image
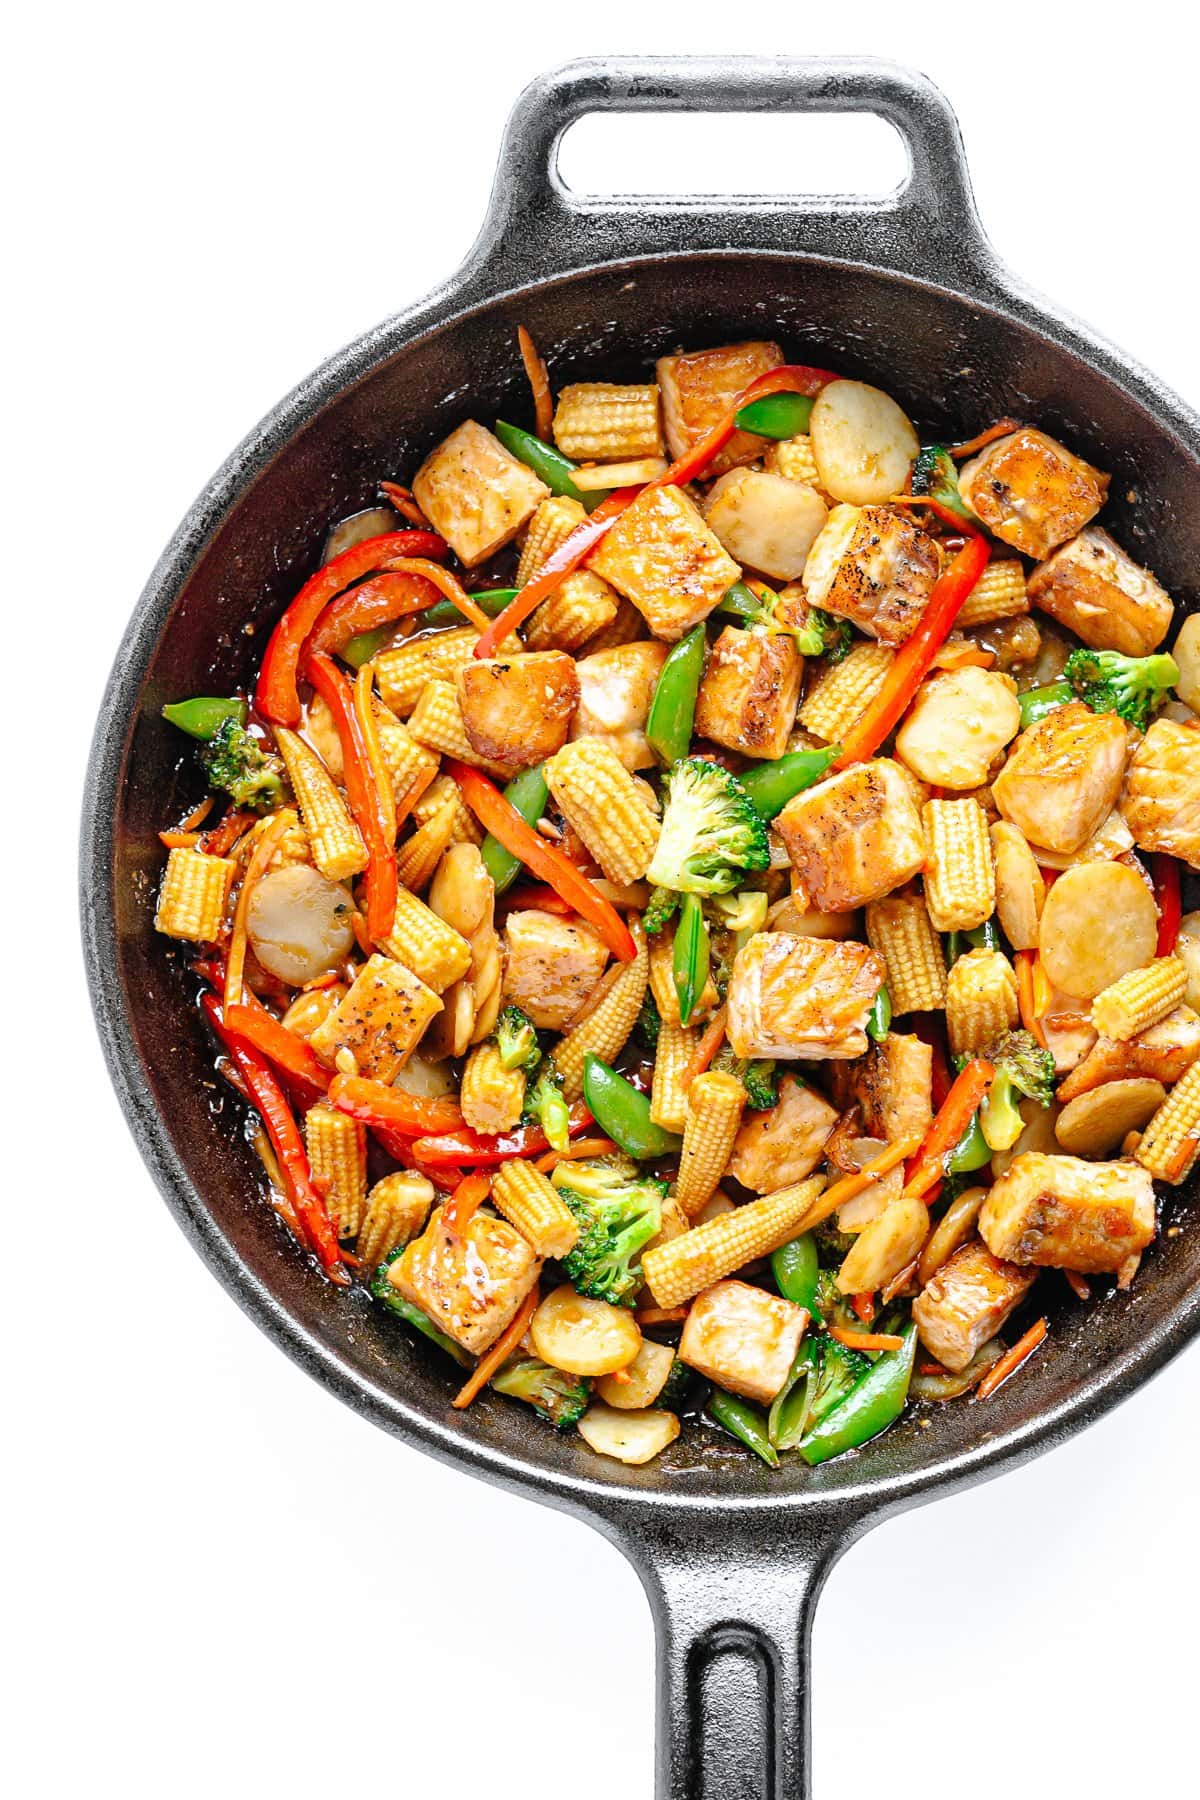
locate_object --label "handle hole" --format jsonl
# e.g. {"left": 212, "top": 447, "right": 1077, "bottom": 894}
{"left": 557, "top": 110, "right": 907, "bottom": 198}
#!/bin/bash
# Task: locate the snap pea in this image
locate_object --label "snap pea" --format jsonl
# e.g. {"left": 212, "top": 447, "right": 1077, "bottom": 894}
{"left": 739, "top": 744, "right": 841, "bottom": 821}
{"left": 646, "top": 623, "right": 706, "bottom": 765}
{"left": 866, "top": 984, "right": 892, "bottom": 1042}
{"left": 734, "top": 391, "right": 815, "bottom": 438}
{"left": 162, "top": 696, "right": 247, "bottom": 741}
{"left": 480, "top": 765, "right": 549, "bottom": 895}
{"left": 708, "top": 1389, "right": 780, "bottom": 1468}
{"left": 493, "top": 420, "right": 610, "bottom": 511}
{"left": 716, "top": 580, "right": 765, "bottom": 622}
{"left": 1018, "top": 681, "right": 1072, "bottom": 728}
{"left": 341, "top": 625, "right": 394, "bottom": 668}
{"left": 377, "top": 1293, "right": 472, "bottom": 1368}
{"left": 673, "top": 893, "right": 710, "bottom": 1027}
{"left": 946, "top": 1109, "right": 992, "bottom": 1174}
{"left": 798, "top": 1323, "right": 917, "bottom": 1465}
{"left": 945, "top": 919, "right": 1001, "bottom": 963}
{"left": 581, "top": 1054, "right": 682, "bottom": 1160}
{"left": 423, "top": 588, "right": 518, "bottom": 630}
{"left": 768, "top": 1344, "right": 817, "bottom": 1451}
{"left": 771, "top": 1231, "right": 820, "bottom": 1311}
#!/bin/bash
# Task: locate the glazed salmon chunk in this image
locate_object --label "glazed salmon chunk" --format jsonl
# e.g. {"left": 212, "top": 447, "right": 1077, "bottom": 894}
{"left": 912, "top": 1241, "right": 1037, "bottom": 1373}
{"left": 992, "top": 702, "right": 1128, "bottom": 855}
{"left": 588, "top": 484, "right": 742, "bottom": 640}
{"left": 803, "top": 503, "right": 941, "bottom": 645}
{"left": 412, "top": 419, "right": 548, "bottom": 566}
{"left": 679, "top": 1279, "right": 809, "bottom": 1405}
{"left": 501, "top": 908, "right": 609, "bottom": 1030}
{"left": 457, "top": 651, "right": 579, "bottom": 773}
{"left": 775, "top": 759, "right": 927, "bottom": 911}
{"left": 1027, "top": 526, "right": 1174, "bottom": 656}
{"left": 980, "top": 1151, "right": 1156, "bottom": 1275}
{"left": 693, "top": 625, "right": 803, "bottom": 759}
{"left": 390, "top": 1207, "right": 543, "bottom": 1354}
{"left": 726, "top": 931, "right": 886, "bottom": 1061}
{"left": 957, "top": 426, "right": 1108, "bottom": 558}
{"left": 657, "top": 339, "right": 784, "bottom": 474}
{"left": 1120, "top": 717, "right": 1200, "bottom": 870}
{"left": 725, "top": 1074, "right": 839, "bottom": 1192}
{"left": 570, "top": 641, "right": 669, "bottom": 769}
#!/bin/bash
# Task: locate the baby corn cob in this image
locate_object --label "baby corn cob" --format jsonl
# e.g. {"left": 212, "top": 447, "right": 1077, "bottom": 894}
{"left": 308, "top": 953, "right": 442, "bottom": 1080}
{"left": 554, "top": 920, "right": 648, "bottom": 1101}
{"left": 945, "top": 948, "right": 1018, "bottom": 1059}
{"left": 395, "top": 795, "right": 459, "bottom": 892}
{"left": 764, "top": 434, "right": 821, "bottom": 486}
{"left": 642, "top": 1177, "right": 826, "bottom": 1309}
{"left": 373, "top": 712, "right": 439, "bottom": 819}
{"left": 651, "top": 1017, "right": 697, "bottom": 1135}
{"left": 922, "top": 797, "right": 996, "bottom": 932}
{"left": 304, "top": 1102, "right": 368, "bottom": 1237}
{"left": 544, "top": 739, "right": 660, "bottom": 885}
{"left": 154, "top": 847, "right": 235, "bottom": 942}
{"left": 460, "top": 1041, "right": 527, "bottom": 1133}
{"left": 552, "top": 382, "right": 664, "bottom": 461}
{"left": 955, "top": 559, "right": 1029, "bottom": 628}
{"left": 581, "top": 596, "right": 645, "bottom": 652}
{"left": 357, "top": 1171, "right": 436, "bottom": 1268}
{"left": 675, "top": 1072, "right": 746, "bottom": 1219}
{"left": 1136, "top": 1061, "right": 1200, "bottom": 1183}
{"left": 407, "top": 681, "right": 509, "bottom": 778}
{"left": 275, "top": 727, "right": 368, "bottom": 881}
{"left": 865, "top": 894, "right": 947, "bottom": 1013}
{"left": 1092, "top": 957, "right": 1188, "bottom": 1042}
{"left": 375, "top": 627, "right": 480, "bottom": 717}
{"left": 374, "top": 886, "right": 472, "bottom": 990}
{"left": 525, "top": 571, "right": 619, "bottom": 652}
{"left": 799, "top": 643, "right": 894, "bottom": 742}
{"left": 517, "top": 495, "right": 587, "bottom": 586}
{"left": 411, "top": 774, "right": 482, "bottom": 846}
{"left": 490, "top": 1159, "right": 580, "bottom": 1259}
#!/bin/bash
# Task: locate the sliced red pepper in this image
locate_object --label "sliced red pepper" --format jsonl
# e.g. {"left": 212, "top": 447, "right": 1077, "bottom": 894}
{"left": 450, "top": 762, "right": 638, "bottom": 962}
{"left": 305, "top": 653, "right": 397, "bottom": 941}
{"left": 256, "top": 529, "right": 445, "bottom": 725}
{"left": 304, "top": 570, "right": 440, "bottom": 659}
{"left": 499, "top": 882, "right": 576, "bottom": 916}
{"left": 224, "top": 1000, "right": 331, "bottom": 1097}
{"left": 202, "top": 992, "right": 346, "bottom": 1279}
{"left": 835, "top": 532, "right": 992, "bottom": 767}
{"left": 473, "top": 364, "right": 838, "bottom": 657}
{"left": 328, "top": 1072, "right": 465, "bottom": 1136}
{"left": 442, "top": 1170, "right": 491, "bottom": 1236}
{"left": 1153, "top": 853, "right": 1183, "bottom": 955}
{"left": 904, "top": 1057, "right": 995, "bottom": 1200}
{"left": 411, "top": 1102, "right": 595, "bottom": 1167}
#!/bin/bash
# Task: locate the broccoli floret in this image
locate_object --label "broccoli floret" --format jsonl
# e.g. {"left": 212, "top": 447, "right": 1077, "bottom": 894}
{"left": 524, "top": 1063, "right": 570, "bottom": 1152}
{"left": 1063, "top": 647, "right": 1179, "bottom": 731}
{"left": 495, "top": 1005, "right": 540, "bottom": 1073}
{"left": 643, "top": 885, "right": 681, "bottom": 935}
{"left": 635, "top": 989, "right": 661, "bottom": 1052}
{"left": 555, "top": 1155, "right": 666, "bottom": 1306}
{"left": 714, "top": 1043, "right": 778, "bottom": 1110}
{"left": 793, "top": 606, "right": 854, "bottom": 663}
{"left": 201, "top": 717, "right": 286, "bottom": 811}
{"left": 979, "top": 1027, "right": 1057, "bottom": 1152}
{"left": 808, "top": 1334, "right": 871, "bottom": 1426}
{"left": 655, "top": 1357, "right": 696, "bottom": 1411}
{"left": 491, "top": 1356, "right": 590, "bottom": 1427}
{"left": 910, "top": 444, "right": 980, "bottom": 525}
{"left": 645, "top": 758, "right": 770, "bottom": 896}
{"left": 710, "top": 888, "right": 769, "bottom": 936}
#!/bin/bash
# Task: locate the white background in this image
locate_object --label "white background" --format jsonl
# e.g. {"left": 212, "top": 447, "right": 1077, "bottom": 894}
{"left": 7, "top": 5, "right": 1198, "bottom": 1795}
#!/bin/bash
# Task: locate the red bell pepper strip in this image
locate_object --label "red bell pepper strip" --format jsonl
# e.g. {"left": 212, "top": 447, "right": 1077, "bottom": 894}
{"left": 903, "top": 1057, "right": 995, "bottom": 1200}
{"left": 449, "top": 762, "right": 638, "bottom": 962}
{"left": 328, "top": 1072, "right": 465, "bottom": 1136}
{"left": 303, "top": 570, "right": 440, "bottom": 659}
{"left": 442, "top": 1170, "right": 491, "bottom": 1236}
{"left": 411, "top": 1102, "right": 595, "bottom": 1167}
{"left": 305, "top": 653, "right": 397, "bottom": 941}
{"left": 256, "top": 530, "right": 445, "bottom": 725}
{"left": 202, "top": 992, "right": 347, "bottom": 1279}
{"left": 224, "top": 1001, "right": 331, "bottom": 1096}
{"left": 498, "top": 882, "right": 576, "bottom": 916}
{"left": 473, "top": 364, "right": 838, "bottom": 658}
{"left": 834, "top": 532, "right": 991, "bottom": 767}
{"left": 1153, "top": 853, "right": 1183, "bottom": 955}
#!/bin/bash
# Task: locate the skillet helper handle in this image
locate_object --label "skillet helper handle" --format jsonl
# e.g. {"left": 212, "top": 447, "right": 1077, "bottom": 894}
{"left": 467, "top": 54, "right": 995, "bottom": 291}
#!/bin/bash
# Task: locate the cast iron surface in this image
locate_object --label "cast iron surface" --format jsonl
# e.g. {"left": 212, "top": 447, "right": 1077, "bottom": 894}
{"left": 82, "top": 57, "right": 1200, "bottom": 1798}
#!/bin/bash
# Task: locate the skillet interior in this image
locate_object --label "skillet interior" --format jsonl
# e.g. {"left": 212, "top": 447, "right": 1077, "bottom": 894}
{"left": 94, "top": 250, "right": 1200, "bottom": 1507}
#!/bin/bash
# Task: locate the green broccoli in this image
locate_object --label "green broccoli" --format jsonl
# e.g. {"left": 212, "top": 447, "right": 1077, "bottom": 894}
{"left": 792, "top": 605, "right": 854, "bottom": 663}
{"left": 370, "top": 1248, "right": 471, "bottom": 1366}
{"left": 798, "top": 1333, "right": 872, "bottom": 1429}
{"left": 554, "top": 1155, "right": 667, "bottom": 1306}
{"left": 645, "top": 758, "right": 770, "bottom": 897}
{"left": 710, "top": 888, "right": 769, "bottom": 936}
{"left": 714, "top": 1043, "right": 778, "bottom": 1110}
{"left": 979, "top": 1027, "right": 1057, "bottom": 1152}
{"left": 491, "top": 1356, "right": 590, "bottom": 1427}
{"left": 910, "top": 444, "right": 980, "bottom": 525}
{"left": 643, "top": 885, "right": 681, "bottom": 936}
{"left": 635, "top": 989, "right": 661, "bottom": 1052}
{"left": 524, "top": 1063, "right": 570, "bottom": 1152}
{"left": 655, "top": 1357, "right": 696, "bottom": 1411}
{"left": 1063, "top": 647, "right": 1179, "bottom": 731}
{"left": 201, "top": 716, "right": 286, "bottom": 811}
{"left": 494, "top": 1005, "right": 540, "bottom": 1073}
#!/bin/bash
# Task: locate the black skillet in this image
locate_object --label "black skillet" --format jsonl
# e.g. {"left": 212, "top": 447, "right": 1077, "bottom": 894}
{"left": 81, "top": 57, "right": 1200, "bottom": 1799}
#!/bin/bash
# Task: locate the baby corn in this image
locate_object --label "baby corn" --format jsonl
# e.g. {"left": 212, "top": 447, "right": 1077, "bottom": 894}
{"left": 554, "top": 921, "right": 648, "bottom": 1101}
{"left": 410, "top": 773, "right": 482, "bottom": 846}
{"left": 275, "top": 728, "right": 368, "bottom": 881}
{"left": 650, "top": 1017, "right": 697, "bottom": 1135}
{"left": 304, "top": 1103, "right": 368, "bottom": 1237}
{"left": 922, "top": 797, "right": 996, "bottom": 932}
{"left": 544, "top": 739, "right": 660, "bottom": 885}
{"left": 517, "top": 495, "right": 587, "bottom": 586}
{"left": 357, "top": 1171, "right": 437, "bottom": 1269}
{"left": 155, "top": 847, "right": 235, "bottom": 942}
{"left": 1136, "top": 1062, "right": 1200, "bottom": 1183}
{"left": 525, "top": 571, "right": 619, "bottom": 653}
{"left": 1092, "top": 957, "right": 1188, "bottom": 1042}
{"left": 642, "top": 1177, "right": 826, "bottom": 1309}
{"left": 799, "top": 643, "right": 894, "bottom": 743}
{"left": 865, "top": 893, "right": 947, "bottom": 1013}
{"left": 955, "top": 559, "right": 1029, "bottom": 628}
{"left": 552, "top": 382, "right": 663, "bottom": 462}
{"left": 945, "top": 948, "right": 1018, "bottom": 1059}
{"left": 675, "top": 1072, "right": 746, "bottom": 1219}
{"left": 460, "top": 1041, "right": 527, "bottom": 1133}
{"left": 490, "top": 1159, "right": 581, "bottom": 1259}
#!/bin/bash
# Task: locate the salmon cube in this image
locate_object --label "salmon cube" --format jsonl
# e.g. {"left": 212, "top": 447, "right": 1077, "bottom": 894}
{"left": 571, "top": 640, "right": 670, "bottom": 770}
{"left": 412, "top": 420, "right": 548, "bottom": 567}
{"left": 725, "top": 1074, "right": 839, "bottom": 1193}
{"left": 308, "top": 954, "right": 441, "bottom": 1079}
{"left": 501, "top": 908, "right": 609, "bottom": 1031}
{"left": 803, "top": 504, "right": 941, "bottom": 645}
{"left": 1120, "top": 717, "right": 1200, "bottom": 871}
{"left": 992, "top": 701, "right": 1128, "bottom": 856}
{"left": 1027, "top": 527, "right": 1174, "bottom": 657}
{"left": 840, "top": 1033, "right": 934, "bottom": 1147}
{"left": 957, "top": 427, "right": 1108, "bottom": 559}
{"left": 694, "top": 626, "right": 803, "bottom": 760}
{"left": 726, "top": 931, "right": 885, "bottom": 1061}
{"left": 774, "top": 759, "right": 926, "bottom": 911}
{"left": 1056, "top": 1005, "right": 1200, "bottom": 1101}
{"left": 913, "top": 1240, "right": 1037, "bottom": 1372}
{"left": 457, "top": 651, "right": 579, "bottom": 774}
{"left": 390, "top": 1206, "right": 542, "bottom": 1354}
{"left": 679, "top": 1278, "right": 808, "bottom": 1405}
{"left": 980, "top": 1151, "right": 1156, "bottom": 1275}
{"left": 588, "top": 485, "right": 742, "bottom": 641}
{"left": 657, "top": 340, "right": 784, "bottom": 475}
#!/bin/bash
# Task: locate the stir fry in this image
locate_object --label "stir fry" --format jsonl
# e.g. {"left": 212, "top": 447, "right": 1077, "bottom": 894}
{"left": 154, "top": 336, "right": 1200, "bottom": 1471}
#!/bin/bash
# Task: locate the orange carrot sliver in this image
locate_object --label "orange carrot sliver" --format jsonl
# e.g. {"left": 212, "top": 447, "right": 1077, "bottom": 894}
{"left": 384, "top": 558, "right": 493, "bottom": 633}
{"left": 685, "top": 1008, "right": 727, "bottom": 1086}
{"left": 636, "top": 1305, "right": 690, "bottom": 1326}
{"left": 159, "top": 829, "right": 202, "bottom": 849}
{"left": 518, "top": 325, "right": 553, "bottom": 442}
{"left": 224, "top": 811, "right": 292, "bottom": 1009}
{"left": 1016, "top": 949, "right": 1048, "bottom": 1049}
{"left": 975, "top": 1318, "right": 1047, "bottom": 1400}
{"left": 903, "top": 1059, "right": 995, "bottom": 1199}
{"left": 453, "top": 1286, "right": 539, "bottom": 1410}
{"left": 793, "top": 1137, "right": 922, "bottom": 1236}
{"left": 828, "top": 1327, "right": 905, "bottom": 1352}
{"left": 534, "top": 1136, "right": 617, "bottom": 1173}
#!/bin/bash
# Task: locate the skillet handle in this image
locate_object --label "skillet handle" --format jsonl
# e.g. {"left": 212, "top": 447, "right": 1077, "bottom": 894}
{"left": 465, "top": 55, "right": 995, "bottom": 291}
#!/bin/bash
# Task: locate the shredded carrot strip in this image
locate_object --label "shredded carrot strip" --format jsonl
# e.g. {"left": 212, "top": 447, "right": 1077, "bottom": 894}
{"left": 534, "top": 1137, "right": 618, "bottom": 1173}
{"left": 947, "top": 417, "right": 1022, "bottom": 459}
{"left": 1062, "top": 1269, "right": 1091, "bottom": 1302}
{"left": 903, "top": 1059, "right": 995, "bottom": 1200}
{"left": 635, "top": 1305, "right": 690, "bottom": 1326}
{"left": 442, "top": 1171, "right": 491, "bottom": 1238}
{"left": 382, "top": 558, "right": 493, "bottom": 633}
{"left": 159, "top": 829, "right": 202, "bottom": 848}
{"left": 201, "top": 809, "right": 256, "bottom": 857}
{"left": 1016, "top": 949, "right": 1048, "bottom": 1049}
{"left": 224, "top": 812, "right": 292, "bottom": 1009}
{"left": 974, "top": 1317, "right": 1047, "bottom": 1400}
{"left": 179, "top": 793, "right": 217, "bottom": 833}
{"left": 828, "top": 1327, "right": 906, "bottom": 1352}
{"left": 793, "top": 1137, "right": 922, "bottom": 1236}
{"left": 685, "top": 1008, "right": 728, "bottom": 1086}
{"left": 931, "top": 641, "right": 994, "bottom": 671}
{"left": 518, "top": 325, "right": 554, "bottom": 442}
{"left": 607, "top": 1365, "right": 634, "bottom": 1386}
{"left": 851, "top": 1293, "right": 876, "bottom": 1324}
{"left": 453, "top": 1286, "right": 540, "bottom": 1410}
{"left": 353, "top": 661, "right": 397, "bottom": 844}
{"left": 380, "top": 480, "right": 430, "bottom": 527}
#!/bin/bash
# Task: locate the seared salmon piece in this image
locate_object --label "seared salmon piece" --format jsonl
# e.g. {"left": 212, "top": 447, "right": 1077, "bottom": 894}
{"left": 913, "top": 1240, "right": 1037, "bottom": 1372}
{"left": 678, "top": 1278, "right": 808, "bottom": 1405}
{"left": 775, "top": 759, "right": 926, "bottom": 911}
{"left": 694, "top": 625, "right": 803, "bottom": 760}
{"left": 725, "top": 1075, "right": 839, "bottom": 1193}
{"left": 657, "top": 339, "right": 784, "bottom": 475}
{"left": 980, "top": 1151, "right": 1156, "bottom": 1275}
{"left": 1121, "top": 717, "right": 1200, "bottom": 871}
{"left": 803, "top": 503, "right": 940, "bottom": 645}
{"left": 588, "top": 485, "right": 742, "bottom": 642}
{"left": 842, "top": 1032, "right": 934, "bottom": 1147}
{"left": 726, "top": 931, "right": 885, "bottom": 1061}
{"left": 457, "top": 651, "right": 579, "bottom": 774}
{"left": 501, "top": 908, "right": 609, "bottom": 1031}
{"left": 992, "top": 701, "right": 1128, "bottom": 855}
{"left": 1056, "top": 1005, "right": 1200, "bottom": 1101}
{"left": 390, "top": 1206, "right": 542, "bottom": 1354}
{"left": 571, "top": 641, "right": 669, "bottom": 770}
{"left": 957, "top": 427, "right": 1108, "bottom": 560}
{"left": 412, "top": 419, "right": 548, "bottom": 567}
{"left": 1027, "top": 526, "right": 1174, "bottom": 657}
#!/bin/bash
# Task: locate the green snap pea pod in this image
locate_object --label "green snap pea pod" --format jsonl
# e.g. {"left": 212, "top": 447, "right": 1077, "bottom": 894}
{"left": 866, "top": 984, "right": 892, "bottom": 1042}
{"left": 945, "top": 919, "right": 1001, "bottom": 963}
{"left": 768, "top": 1343, "right": 817, "bottom": 1451}
{"left": 480, "top": 765, "right": 549, "bottom": 895}
{"left": 771, "top": 1231, "right": 820, "bottom": 1311}
{"left": 493, "top": 421, "right": 610, "bottom": 511}
{"left": 708, "top": 1389, "right": 780, "bottom": 1468}
{"left": 946, "top": 1109, "right": 992, "bottom": 1174}
{"left": 341, "top": 626, "right": 394, "bottom": 668}
{"left": 798, "top": 1324, "right": 917, "bottom": 1466}
{"left": 673, "top": 893, "right": 710, "bottom": 1027}
{"left": 734, "top": 391, "right": 815, "bottom": 438}
{"left": 1018, "top": 681, "right": 1072, "bottom": 728}
{"left": 646, "top": 623, "right": 707, "bottom": 765}
{"left": 423, "top": 588, "right": 518, "bottom": 630}
{"left": 716, "top": 580, "right": 765, "bottom": 621}
{"left": 582, "top": 1054, "right": 682, "bottom": 1160}
{"left": 162, "top": 696, "right": 247, "bottom": 741}
{"left": 739, "top": 744, "right": 841, "bottom": 821}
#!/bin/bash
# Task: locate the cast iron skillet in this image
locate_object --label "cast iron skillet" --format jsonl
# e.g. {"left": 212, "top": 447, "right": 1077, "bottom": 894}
{"left": 82, "top": 56, "right": 1200, "bottom": 1799}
